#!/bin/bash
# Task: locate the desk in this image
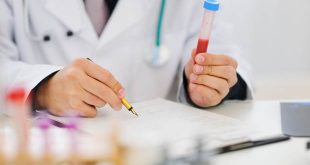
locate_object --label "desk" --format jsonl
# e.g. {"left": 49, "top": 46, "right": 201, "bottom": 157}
{"left": 2, "top": 100, "right": 309, "bottom": 164}
{"left": 210, "top": 100, "right": 310, "bottom": 165}
{"left": 68, "top": 99, "right": 310, "bottom": 164}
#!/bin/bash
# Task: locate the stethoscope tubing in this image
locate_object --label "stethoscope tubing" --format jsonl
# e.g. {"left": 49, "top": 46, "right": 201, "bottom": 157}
{"left": 156, "top": 0, "right": 166, "bottom": 47}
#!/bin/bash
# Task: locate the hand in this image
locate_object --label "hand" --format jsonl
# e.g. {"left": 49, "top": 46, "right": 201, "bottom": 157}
{"left": 34, "top": 58, "right": 124, "bottom": 117}
{"left": 185, "top": 49, "right": 238, "bottom": 107}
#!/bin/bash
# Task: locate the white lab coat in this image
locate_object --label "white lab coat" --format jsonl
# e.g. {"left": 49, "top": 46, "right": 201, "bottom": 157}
{"left": 0, "top": 0, "right": 252, "bottom": 103}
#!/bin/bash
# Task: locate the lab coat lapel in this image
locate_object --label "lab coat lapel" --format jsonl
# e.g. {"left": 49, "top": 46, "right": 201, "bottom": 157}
{"left": 98, "top": 0, "right": 155, "bottom": 47}
{"left": 45, "top": 0, "right": 98, "bottom": 45}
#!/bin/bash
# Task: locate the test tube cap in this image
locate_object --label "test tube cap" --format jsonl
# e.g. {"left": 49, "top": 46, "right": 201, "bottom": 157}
{"left": 6, "top": 87, "right": 26, "bottom": 103}
{"left": 204, "top": 0, "right": 220, "bottom": 11}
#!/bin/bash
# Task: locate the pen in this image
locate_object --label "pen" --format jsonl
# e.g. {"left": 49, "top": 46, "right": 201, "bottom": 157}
{"left": 86, "top": 58, "right": 139, "bottom": 117}
{"left": 121, "top": 98, "right": 138, "bottom": 116}
{"left": 217, "top": 135, "right": 290, "bottom": 154}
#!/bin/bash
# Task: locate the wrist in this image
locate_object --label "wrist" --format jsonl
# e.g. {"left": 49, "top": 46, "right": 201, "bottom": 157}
{"left": 33, "top": 71, "right": 58, "bottom": 110}
{"left": 34, "top": 80, "right": 48, "bottom": 110}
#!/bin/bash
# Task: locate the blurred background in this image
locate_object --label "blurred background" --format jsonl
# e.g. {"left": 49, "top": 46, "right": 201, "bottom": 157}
{"left": 220, "top": 0, "right": 310, "bottom": 100}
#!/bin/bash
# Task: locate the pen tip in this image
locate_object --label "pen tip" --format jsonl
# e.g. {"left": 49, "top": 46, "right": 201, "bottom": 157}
{"left": 131, "top": 109, "right": 139, "bottom": 117}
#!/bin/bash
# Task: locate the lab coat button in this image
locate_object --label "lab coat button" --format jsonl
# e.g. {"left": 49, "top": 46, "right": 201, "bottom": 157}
{"left": 43, "top": 35, "right": 51, "bottom": 42}
{"left": 67, "top": 31, "right": 74, "bottom": 37}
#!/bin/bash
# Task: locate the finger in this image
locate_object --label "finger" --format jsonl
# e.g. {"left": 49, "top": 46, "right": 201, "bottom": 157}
{"left": 185, "top": 54, "right": 195, "bottom": 79}
{"left": 81, "top": 90, "right": 106, "bottom": 108}
{"left": 194, "top": 54, "right": 238, "bottom": 69}
{"left": 99, "top": 86, "right": 122, "bottom": 111}
{"left": 78, "top": 102, "right": 98, "bottom": 118}
{"left": 188, "top": 83, "right": 222, "bottom": 107}
{"left": 191, "top": 48, "right": 197, "bottom": 59}
{"left": 189, "top": 74, "right": 229, "bottom": 97}
{"left": 68, "top": 98, "right": 97, "bottom": 117}
{"left": 193, "top": 65, "right": 238, "bottom": 87}
{"left": 73, "top": 59, "right": 124, "bottom": 97}
{"left": 80, "top": 75, "right": 122, "bottom": 111}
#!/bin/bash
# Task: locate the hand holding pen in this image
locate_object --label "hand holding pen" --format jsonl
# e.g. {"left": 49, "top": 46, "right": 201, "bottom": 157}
{"left": 33, "top": 58, "right": 137, "bottom": 117}
{"left": 87, "top": 58, "right": 138, "bottom": 116}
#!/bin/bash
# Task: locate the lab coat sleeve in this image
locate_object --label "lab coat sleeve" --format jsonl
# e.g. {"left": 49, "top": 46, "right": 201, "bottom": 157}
{"left": 177, "top": 1, "right": 253, "bottom": 105}
{"left": 0, "top": 0, "right": 62, "bottom": 99}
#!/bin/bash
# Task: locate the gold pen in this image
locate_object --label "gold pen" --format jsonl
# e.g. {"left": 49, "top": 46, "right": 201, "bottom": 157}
{"left": 121, "top": 98, "right": 139, "bottom": 117}
{"left": 86, "top": 58, "right": 139, "bottom": 117}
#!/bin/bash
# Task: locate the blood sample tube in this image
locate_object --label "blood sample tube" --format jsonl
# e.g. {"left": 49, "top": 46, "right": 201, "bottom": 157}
{"left": 6, "top": 87, "right": 32, "bottom": 164}
{"left": 196, "top": 0, "right": 220, "bottom": 55}
{"left": 37, "top": 111, "right": 53, "bottom": 164}
{"left": 6, "top": 87, "right": 30, "bottom": 151}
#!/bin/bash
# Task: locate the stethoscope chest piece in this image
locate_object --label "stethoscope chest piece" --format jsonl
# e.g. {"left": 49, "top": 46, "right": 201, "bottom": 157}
{"left": 145, "top": 45, "right": 170, "bottom": 67}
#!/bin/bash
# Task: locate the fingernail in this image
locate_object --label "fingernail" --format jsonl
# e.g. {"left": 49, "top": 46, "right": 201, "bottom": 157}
{"left": 118, "top": 89, "right": 125, "bottom": 98}
{"left": 194, "top": 65, "right": 203, "bottom": 74}
{"left": 196, "top": 55, "right": 205, "bottom": 63}
{"left": 190, "top": 74, "right": 198, "bottom": 82}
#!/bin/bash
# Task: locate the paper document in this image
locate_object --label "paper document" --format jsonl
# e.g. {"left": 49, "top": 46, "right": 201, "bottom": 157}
{"left": 49, "top": 99, "right": 281, "bottom": 156}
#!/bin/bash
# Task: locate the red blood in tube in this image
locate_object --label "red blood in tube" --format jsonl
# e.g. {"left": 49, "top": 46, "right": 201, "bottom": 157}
{"left": 196, "top": 39, "right": 209, "bottom": 55}
{"left": 6, "top": 87, "right": 26, "bottom": 103}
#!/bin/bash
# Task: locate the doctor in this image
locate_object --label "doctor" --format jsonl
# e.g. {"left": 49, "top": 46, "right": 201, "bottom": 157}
{"left": 0, "top": 0, "right": 252, "bottom": 117}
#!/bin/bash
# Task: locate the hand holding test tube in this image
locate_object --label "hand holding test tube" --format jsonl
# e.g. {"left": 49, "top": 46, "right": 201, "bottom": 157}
{"left": 185, "top": 0, "right": 239, "bottom": 108}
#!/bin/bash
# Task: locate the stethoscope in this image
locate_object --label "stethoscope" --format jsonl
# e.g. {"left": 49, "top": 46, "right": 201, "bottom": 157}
{"left": 145, "top": 0, "right": 171, "bottom": 67}
{"left": 23, "top": 0, "right": 170, "bottom": 67}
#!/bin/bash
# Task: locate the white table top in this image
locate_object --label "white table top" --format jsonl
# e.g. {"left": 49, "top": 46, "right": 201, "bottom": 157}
{"left": 3, "top": 99, "right": 308, "bottom": 164}
{"left": 210, "top": 100, "right": 310, "bottom": 165}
